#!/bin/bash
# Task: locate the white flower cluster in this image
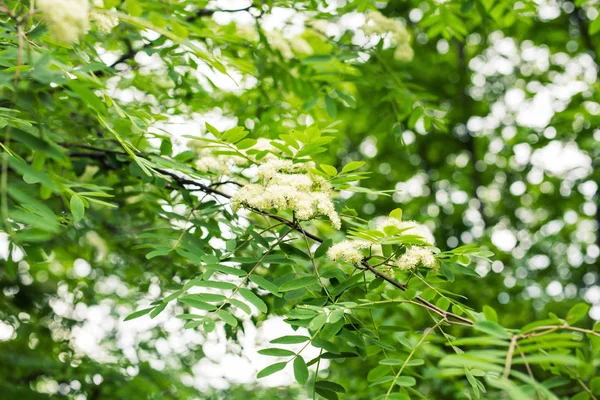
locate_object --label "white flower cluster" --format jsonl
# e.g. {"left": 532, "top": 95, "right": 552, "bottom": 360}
{"left": 37, "top": 0, "right": 118, "bottom": 44}
{"left": 327, "top": 240, "right": 370, "bottom": 264}
{"left": 231, "top": 158, "right": 341, "bottom": 229}
{"left": 362, "top": 10, "right": 413, "bottom": 62}
{"left": 195, "top": 151, "right": 236, "bottom": 174}
{"left": 377, "top": 218, "right": 439, "bottom": 270}
{"left": 267, "top": 31, "right": 313, "bottom": 59}
{"left": 37, "top": 0, "right": 90, "bottom": 44}
{"left": 327, "top": 217, "right": 438, "bottom": 271}
{"left": 190, "top": 138, "right": 281, "bottom": 175}
{"left": 192, "top": 146, "right": 245, "bottom": 175}
{"left": 396, "top": 246, "right": 438, "bottom": 271}
{"left": 90, "top": 0, "right": 119, "bottom": 34}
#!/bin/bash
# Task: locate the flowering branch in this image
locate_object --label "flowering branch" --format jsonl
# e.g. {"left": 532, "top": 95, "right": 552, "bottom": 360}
{"left": 65, "top": 143, "right": 474, "bottom": 325}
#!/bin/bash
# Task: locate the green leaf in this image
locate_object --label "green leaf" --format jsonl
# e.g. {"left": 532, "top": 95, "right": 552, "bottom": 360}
{"left": 205, "top": 264, "right": 246, "bottom": 277}
{"left": 483, "top": 305, "right": 498, "bottom": 323}
{"left": 293, "top": 356, "right": 309, "bottom": 384}
{"left": 216, "top": 309, "right": 238, "bottom": 327}
{"left": 239, "top": 288, "right": 268, "bottom": 313}
{"left": 279, "top": 276, "right": 319, "bottom": 292}
{"left": 179, "top": 296, "right": 217, "bottom": 311}
{"left": 150, "top": 302, "right": 167, "bottom": 318}
{"left": 395, "top": 376, "right": 416, "bottom": 387}
{"left": 314, "top": 239, "right": 332, "bottom": 258}
{"left": 187, "top": 280, "right": 236, "bottom": 290}
{"left": 590, "top": 17, "right": 600, "bottom": 35}
{"left": 257, "top": 362, "right": 286, "bottom": 378}
{"left": 566, "top": 303, "right": 590, "bottom": 325}
{"left": 315, "top": 388, "right": 338, "bottom": 400}
{"left": 203, "top": 319, "right": 216, "bottom": 333}
{"left": 229, "top": 299, "right": 252, "bottom": 314}
{"left": 320, "top": 164, "right": 338, "bottom": 176}
{"left": 126, "top": 0, "right": 142, "bottom": 16}
{"left": 589, "top": 377, "right": 600, "bottom": 395}
{"left": 270, "top": 335, "right": 310, "bottom": 344}
{"left": 258, "top": 348, "right": 296, "bottom": 357}
{"left": 205, "top": 122, "right": 221, "bottom": 137}
{"left": 389, "top": 208, "right": 403, "bottom": 220}
{"left": 309, "top": 313, "right": 328, "bottom": 331}
{"left": 341, "top": 161, "right": 365, "bottom": 173}
{"left": 124, "top": 307, "right": 153, "bottom": 321}
{"left": 249, "top": 275, "right": 280, "bottom": 296}
{"left": 473, "top": 321, "right": 511, "bottom": 339}
{"left": 70, "top": 194, "right": 85, "bottom": 221}
{"left": 325, "top": 96, "right": 337, "bottom": 118}
{"left": 315, "top": 380, "right": 346, "bottom": 393}
{"left": 190, "top": 293, "right": 227, "bottom": 303}
{"left": 571, "top": 393, "right": 590, "bottom": 400}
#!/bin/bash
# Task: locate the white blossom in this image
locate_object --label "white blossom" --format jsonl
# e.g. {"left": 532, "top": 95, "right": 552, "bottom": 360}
{"left": 290, "top": 37, "right": 313, "bottom": 55}
{"left": 191, "top": 145, "right": 246, "bottom": 175}
{"left": 379, "top": 266, "right": 395, "bottom": 279}
{"left": 310, "top": 20, "right": 330, "bottom": 35}
{"left": 267, "top": 31, "right": 294, "bottom": 60}
{"left": 37, "top": 0, "right": 90, "bottom": 44}
{"left": 90, "top": 1, "right": 119, "bottom": 34}
{"left": 363, "top": 10, "right": 413, "bottom": 62}
{"left": 396, "top": 246, "right": 439, "bottom": 271}
{"left": 394, "top": 43, "right": 414, "bottom": 62}
{"left": 237, "top": 25, "right": 260, "bottom": 42}
{"left": 363, "top": 11, "right": 405, "bottom": 36}
{"left": 327, "top": 240, "right": 370, "bottom": 264}
{"left": 231, "top": 158, "right": 341, "bottom": 229}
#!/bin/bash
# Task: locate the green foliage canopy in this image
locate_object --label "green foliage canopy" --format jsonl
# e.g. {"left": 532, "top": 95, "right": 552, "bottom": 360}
{"left": 0, "top": 0, "right": 599, "bottom": 399}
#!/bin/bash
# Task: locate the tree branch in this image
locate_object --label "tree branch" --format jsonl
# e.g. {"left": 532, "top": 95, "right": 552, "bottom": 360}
{"left": 98, "top": 5, "right": 254, "bottom": 76}
{"left": 66, "top": 144, "right": 474, "bottom": 325}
